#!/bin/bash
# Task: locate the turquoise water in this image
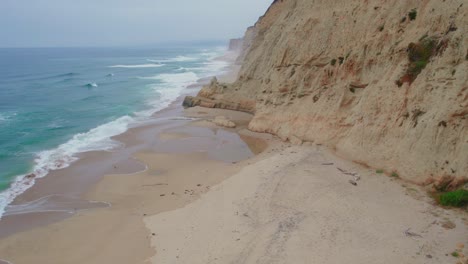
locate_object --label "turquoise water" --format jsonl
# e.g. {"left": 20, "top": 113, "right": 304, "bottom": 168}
{"left": 0, "top": 44, "right": 228, "bottom": 216}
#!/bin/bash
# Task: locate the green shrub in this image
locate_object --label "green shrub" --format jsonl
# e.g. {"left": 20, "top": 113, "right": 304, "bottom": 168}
{"left": 398, "top": 37, "right": 437, "bottom": 85}
{"left": 408, "top": 38, "right": 436, "bottom": 62}
{"left": 345, "top": 51, "right": 351, "bottom": 59}
{"left": 451, "top": 251, "right": 459, "bottom": 258}
{"left": 391, "top": 172, "right": 399, "bottom": 178}
{"left": 439, "top": 190, "right": 468, "bottom": 207}
{"left": 408, "top": 61, "right": 428, "bottom": 75}
{"left": 330, "top": 59, "right": 337, "bottom": 66}
{"left": 376, "top": 169, "right": 384, "bottom": 174}
{"left": 408, "top": 9, "right": 417, "bottom": 21}
{"left": 338, "top": 57, "right": 344, "bottom": 65}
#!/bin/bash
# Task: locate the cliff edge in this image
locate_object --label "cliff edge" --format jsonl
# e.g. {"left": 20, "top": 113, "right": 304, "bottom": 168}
{"left": 185, "top": 0, "right": 468, "bottom": 186}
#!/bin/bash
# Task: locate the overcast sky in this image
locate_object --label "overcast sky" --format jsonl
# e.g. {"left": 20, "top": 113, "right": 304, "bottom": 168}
{"left": 0, "top": 0, "right": 272, "bottom": 47}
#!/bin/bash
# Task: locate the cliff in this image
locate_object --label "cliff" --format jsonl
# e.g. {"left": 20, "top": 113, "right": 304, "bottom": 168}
{"left": 185, "top": 0, "right": 468, "bottom": 186}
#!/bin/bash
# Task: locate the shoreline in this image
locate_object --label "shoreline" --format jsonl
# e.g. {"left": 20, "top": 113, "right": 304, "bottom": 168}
{"left": 0, "top": 47, "right": 239, "bottom": 221}
{"left": 0, "top": 49, "right": 241, "bottom": 239}
{"left": 0, "top": 103, "right": 270, "bottom": 263}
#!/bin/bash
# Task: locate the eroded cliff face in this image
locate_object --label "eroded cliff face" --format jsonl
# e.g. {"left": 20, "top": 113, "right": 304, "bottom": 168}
{"left": 188, "top": 0, "right": 468, "bottom": 185}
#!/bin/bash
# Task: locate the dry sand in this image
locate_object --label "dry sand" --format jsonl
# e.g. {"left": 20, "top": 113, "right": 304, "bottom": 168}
{"left": 145, "top": 143, "right": 468, "bottom": 264}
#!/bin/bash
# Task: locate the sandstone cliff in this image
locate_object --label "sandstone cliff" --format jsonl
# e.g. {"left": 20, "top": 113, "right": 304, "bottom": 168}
{"left": 186, "top": 0, "right": 468, "bottom": 186}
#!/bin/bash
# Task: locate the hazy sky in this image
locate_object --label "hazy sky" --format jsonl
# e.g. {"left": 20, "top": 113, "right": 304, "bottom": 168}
{"left": 0, "top": 0, "right": 272, "bottom": 47}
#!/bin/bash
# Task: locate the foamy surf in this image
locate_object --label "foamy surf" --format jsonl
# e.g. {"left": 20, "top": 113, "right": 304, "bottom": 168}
{"left": 148, "top": 55, "right": 197, "bottom": 63}
{"left": 85, "top": 82, "right": 98, "bottom": 88}
{"left": 135, "top": 71, "right": 199, "bottom": 117}
{"left": 109, "top": 64, "right": 165, "bottom": 68}
{"left": 4, "top": 194, "right": 110, "bottom": 216}
{"left": 0, "top": 112, "right": 15, "bottom": 123}
{"left": 0, "top": 115, "right": 134, "bottom": 218}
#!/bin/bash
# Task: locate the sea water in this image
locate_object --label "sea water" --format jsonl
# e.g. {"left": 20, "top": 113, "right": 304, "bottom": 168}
{"left": 0, "top": 43, "right": 229, "bottom": 217}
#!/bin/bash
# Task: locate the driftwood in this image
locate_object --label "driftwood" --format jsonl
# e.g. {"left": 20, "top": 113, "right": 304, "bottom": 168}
{"left": 338, "top": 167, "right": 361, "bottom": 183}
{"left": 404, "top": 228, "right": 422, "bottom": 238}
{"left": 142, "top": 183, "right": 168, "bottom": 187}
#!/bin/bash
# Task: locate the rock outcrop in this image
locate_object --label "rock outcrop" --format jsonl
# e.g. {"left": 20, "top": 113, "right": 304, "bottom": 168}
{"left": 184, "top": 77, "right": 256, "bottom": 113}
{"left": 185, "top": 0, "right": 468, "bottom": 185}
{"left": 212, "top": 116, "right": 236, "bottom": 128}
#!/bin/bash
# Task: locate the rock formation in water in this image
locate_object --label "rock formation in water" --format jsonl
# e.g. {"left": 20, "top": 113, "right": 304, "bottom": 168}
{"left": 185, "top": 0, "right": 468, "bottom": 187}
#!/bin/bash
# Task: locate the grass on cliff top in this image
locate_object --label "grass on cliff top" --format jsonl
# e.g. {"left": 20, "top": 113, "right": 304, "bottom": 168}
{"left": 438, "top": 190, "right": 468, "bottom": 207}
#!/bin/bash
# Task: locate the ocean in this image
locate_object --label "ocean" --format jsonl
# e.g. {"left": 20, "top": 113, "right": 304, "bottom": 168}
{"left": 0, "top": 43, "right": 229, "bottom": 217}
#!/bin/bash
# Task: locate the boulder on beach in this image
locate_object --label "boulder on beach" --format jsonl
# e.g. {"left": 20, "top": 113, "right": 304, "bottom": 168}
{"left": 212, "top": 116, "right": 236, "bottom": 128}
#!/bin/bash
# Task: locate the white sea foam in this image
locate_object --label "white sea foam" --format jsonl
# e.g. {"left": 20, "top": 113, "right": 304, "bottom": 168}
{"left": 4, "top": 194, "right": 110, "bottom": 216}
{"left": 85, "top": 82, "right": 98, "bottom": 88}
{"left": 0, "top": 112, "right": 15, "bottom": 124}
{"left": 185, "top": 60, "right": 230, "bottom": 78}
{"left": 0, "top": 115, "right": 134, "bottom": 218}
{"left": 136, "top": 72, "right": 199, "bottom": 117}
{"left": 109, "top": 64, "right": 165, "bottom": 68}
{"left": 199, "top": 60, "right": 230, "bottom": 77}
{"left": 148, "top": 55, "right": 197, "bottom": 63}
{"left": 139, "top": 71, "right": 198, "bottom": 82}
